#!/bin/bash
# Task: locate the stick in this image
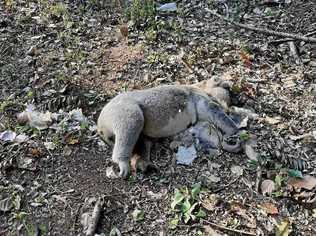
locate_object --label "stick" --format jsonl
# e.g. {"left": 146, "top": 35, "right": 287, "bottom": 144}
{"left": 268, "top": 31, "right": 316, "bottom": 45}
{"left": 288, "top": 41, "right": 301, "bottom": 65}
{"left": 205, "top": 9, "right": 316, "bottom": 44}
{"left": 86, "top": 198, "right": 104, "bottom": 236}
{"left": 202, "top": 220, "right": 256, "bottom": 236}
{"left": 255, "top": 165, "right": 262, "bottom": 193}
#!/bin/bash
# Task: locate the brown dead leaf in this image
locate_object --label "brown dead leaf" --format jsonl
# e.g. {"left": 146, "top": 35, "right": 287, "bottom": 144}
{"left": 201, "top": 194, "right": 219, "bottom": 211}
{"left": 30, "top": 148, "right": 42, "bottom": 158}
{"left": 261, "top": 179, "right": 276, "bottom": 196}
{"left": 230, "top": 201, "right": 246, "bottom": 215}
{"left": 259, "top": 202, "right": 278, "bottom": 215}
{"left": 242, "top": 83, "right": 256, "bottom": 97}
{"left": 288, "top": 175, "right": 316, "bottom": 191}
{"left": 119, "top": 24, "right": 128, "bottom": 38}
{"left": 230, "top": 201, "right": 257, "bottom": 229}
{"left": 239, "top": 50, "right": 252, "bottom": 68}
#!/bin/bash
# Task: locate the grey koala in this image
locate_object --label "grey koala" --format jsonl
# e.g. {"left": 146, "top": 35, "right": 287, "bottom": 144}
{"left": 97, "top": 78, "right": 238, "bottom": 178}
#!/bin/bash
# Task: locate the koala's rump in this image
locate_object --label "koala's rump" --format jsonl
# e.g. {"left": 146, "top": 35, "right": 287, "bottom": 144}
{"left": 131, "top": 86, "right": 197, "bottom": 138}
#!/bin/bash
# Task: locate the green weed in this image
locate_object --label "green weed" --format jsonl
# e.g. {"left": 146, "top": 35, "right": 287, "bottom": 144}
{"left": 169, "top": 183, "right": 206, "bottom": 229}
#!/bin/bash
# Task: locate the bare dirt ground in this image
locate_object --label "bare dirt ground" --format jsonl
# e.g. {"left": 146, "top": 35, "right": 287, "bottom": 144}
{"left": 0, "top": 0, "right": 315, "bottom": 235}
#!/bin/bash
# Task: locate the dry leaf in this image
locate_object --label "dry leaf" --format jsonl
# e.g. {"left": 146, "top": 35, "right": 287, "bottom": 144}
{"left": 230, "top": 201, "right": 247, "bottom": 215}
{"left": 239, "top": 50, "right": 252, "bottom": 68}
{"left": 230, "top": 201, "right": 257, "bottom": 229}
{"left": 282, "top": 77, "right": 296, "bottom": 88}
{"left": 30, "top": 148, "right": 42, "bottom": 157}
{"left": 67, "top": 137, "right": 79, "bottom": 145}
{"left": 288, "top": 175, "right": 316, "bottom": 191}
{"left": 265, "top": 116, "right": 282, "bottom": 125}
{"left": 242, "top": 83, "right": 256, "bottom": 97}
{"left": 119, "top": 24, "right": 128, "bottom": 38}
{"left": 201, "top": 194, "right": 219, "bottom": 211}
{"left": 106, "top": 166, "right": 119, "bottom": 179}
{"left": 259, "top": 202, "right": 278, "bottom": 215}
{"left": 261, "top": 179, "right": 276, "bottom": 196}
{"left": 275, "top": 220, "right": 291, "bottom": 236}
{"left": 203, "top": 225, "right": 222, "bottom": 236}
{"left": 230, "top": 165, "right": 244, "bottom": 177}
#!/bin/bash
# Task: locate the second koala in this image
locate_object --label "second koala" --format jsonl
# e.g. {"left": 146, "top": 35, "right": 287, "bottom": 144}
{"left": 97, "top": 79, "right": 238, "bottom": 178}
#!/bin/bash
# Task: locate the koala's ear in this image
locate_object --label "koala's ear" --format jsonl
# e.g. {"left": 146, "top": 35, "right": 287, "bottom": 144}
{"left": 192, "top": 80, "right": 207, "bottom": 90}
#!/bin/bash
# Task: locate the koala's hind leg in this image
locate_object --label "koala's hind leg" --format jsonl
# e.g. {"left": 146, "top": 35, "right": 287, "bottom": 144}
{"left": 111, "top": 104, "right": 144, "bottom": 178}
{"left": 133, "top": 136, "right": 158, "bottom": 174}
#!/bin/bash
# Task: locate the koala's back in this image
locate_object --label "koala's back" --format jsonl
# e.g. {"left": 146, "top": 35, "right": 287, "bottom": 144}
{"left": 109, "top": 85, "right": 198, "bottom": 138}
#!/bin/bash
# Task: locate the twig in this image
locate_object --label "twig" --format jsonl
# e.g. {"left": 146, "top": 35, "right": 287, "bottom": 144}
{"left": 86, "top": 198, "right": 104, "bottom": 236}
{"left": 268, "top": 38, "right": 298, "bottom": 45}
{"left": 205, "top": 9, "right": 316, "bottom": 44}
{"left": 255, "top": 165, "right": 262, "bottom": 193}
{"left": 288, "top": 41, "right": 301, "bottom": 65}
{"left": 202, "top": 220, "right": 256, "bottom": 236}
{"left": 245, "top": 78, "right": 267, "bottom": 83}
{"left": 180, "top": 58, "right": 194, "bottom": 73}
{"left": 268, "top": 31, "right": 316, "bottom": 45}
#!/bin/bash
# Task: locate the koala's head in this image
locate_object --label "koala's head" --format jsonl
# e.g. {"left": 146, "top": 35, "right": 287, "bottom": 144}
{"left": 195, "top": 76, "right": 232, "bottom": 95}
{"left": 193, "top": 76, "right": 232, "bottom": 108}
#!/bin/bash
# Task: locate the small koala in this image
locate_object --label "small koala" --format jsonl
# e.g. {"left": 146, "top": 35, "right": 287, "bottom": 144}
{"left": 97, "top": 78, "right": 238, "bottom": 178}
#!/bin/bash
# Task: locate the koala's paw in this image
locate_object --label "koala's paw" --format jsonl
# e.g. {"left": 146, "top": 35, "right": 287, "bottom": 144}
{"left": 118, "top": 160, "right": 130, "bottom": 179}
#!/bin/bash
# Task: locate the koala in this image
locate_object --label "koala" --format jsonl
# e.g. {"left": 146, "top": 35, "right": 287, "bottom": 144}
{"left": 97, "top": 78, "right": 238, "bottom": 178}
{"left": 191, "top": 76, "right": 232, "bottom": 108}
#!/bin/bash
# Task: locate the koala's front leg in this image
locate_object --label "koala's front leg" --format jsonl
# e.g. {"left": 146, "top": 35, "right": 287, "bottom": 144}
{"left": 111, "top": 105, "right": 144, "bottom": 178}
{"left": 196, "top": 98, "right": 238, "bottom": 135}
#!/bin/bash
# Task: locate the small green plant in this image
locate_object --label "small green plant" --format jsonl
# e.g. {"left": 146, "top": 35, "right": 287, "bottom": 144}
{"left": 147, "top": 51, "right": 168, "bottom": 64}
{"left": 239, "top": 131, "right": 250, "bottom": 141}
{"left": 169, "top": 183, "right": 206, "bottom": 229}
{"left": 265, "top": 8, "right": 273, "bottom": 16}
{"left": 26, "top": 90, "right": 34, "bottom": 99}
{"left": 145, "top": 27, "right": 157, "bottom": 42}
{"left": 40, "top": 1, "right": 74, "bottom": 28}
{"left": 126, "top": 0, "right": 156, "bottom": 28}
{"left": 247, "top": 159, "right": 259, "bottom": 169}
{"left": 56, "top": 71, "right": 69, "bottom": 81}
{"left": 0, "top": 100, "right": 23, "bottom": 112}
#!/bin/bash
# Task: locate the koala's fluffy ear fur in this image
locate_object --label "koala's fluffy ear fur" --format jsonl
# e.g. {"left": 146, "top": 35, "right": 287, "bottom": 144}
{"left": 191, "top": 77, "right": 232, "bottom": 108}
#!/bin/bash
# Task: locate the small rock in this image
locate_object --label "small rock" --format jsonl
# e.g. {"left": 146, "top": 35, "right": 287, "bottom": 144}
{"left": 0, "top": 130, "right": 16, "bottom": 142}
{"left": 176, "top": 145, "right": 197, "bottom": 165}
{"left": 106, "top": 166, "right": 119, "bottom": 179}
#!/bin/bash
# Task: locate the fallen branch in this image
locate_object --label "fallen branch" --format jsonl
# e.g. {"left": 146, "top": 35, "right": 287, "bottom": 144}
{"left": 205, "top": 9, "right": 316, "bottom": 44}
{"left": 86, "top": 198, "right": 104, "bottom": 236}
{"left": 203, "top": 220, "right": 256, "bottom": 236}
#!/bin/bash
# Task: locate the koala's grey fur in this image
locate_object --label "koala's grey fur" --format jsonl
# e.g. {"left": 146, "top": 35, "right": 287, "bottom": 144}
{"left": 97, "top": 79, "right": 238, "bottom": 178}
